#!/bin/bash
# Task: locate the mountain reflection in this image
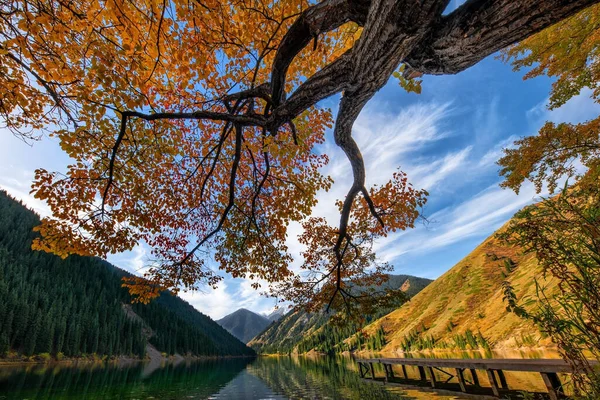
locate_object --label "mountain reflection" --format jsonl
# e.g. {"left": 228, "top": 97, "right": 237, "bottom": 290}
{"left": 248, "top": 356, "right": 409, "bottom": 400}
{"left": 0, "top": 356, "right": 410, "bottom": 399}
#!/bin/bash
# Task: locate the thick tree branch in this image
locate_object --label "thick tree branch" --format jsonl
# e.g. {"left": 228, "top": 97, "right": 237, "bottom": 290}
{"left": 404, "top": 0, "right": 600, "bottom": 75}
{"left": 270, "top": 0, "right": 370, "bottom": 106}
{"left": 270, "top": 50, "right": 354, "bottom": 126}
{"left": 122, "top": 109, "right": 266, "bottom": 126}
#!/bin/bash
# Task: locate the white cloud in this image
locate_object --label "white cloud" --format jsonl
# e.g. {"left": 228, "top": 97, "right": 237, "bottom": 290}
{"left": 356, "top": 102, "right": 455, "bottom": 182}
{"left": 180, "top": 282, "right": 236, "bottom": 320}
{"left": 107, "top": 244, "right": 150, "bottom": 275}
{"left": 375, "top": 181, "right": 542, "bottom": 263}
{"left": 306, "top": 102, "right": 456, "bottom": 227}
{"left": 408, "top": 146, "right": 473, "bottom": 190}
{"left": 0, "top": 167, "right": 51, "bottom": 217}
{"left": 179, "top": 278, "right": 279, "bottom": 319}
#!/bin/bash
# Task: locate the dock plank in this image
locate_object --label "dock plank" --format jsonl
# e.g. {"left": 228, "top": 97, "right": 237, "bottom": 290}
{"left": 356, "top": 357, "right": 597, "bottom": 398}
{"left": 357, "top": 357, "right": 597, "bottom": 373}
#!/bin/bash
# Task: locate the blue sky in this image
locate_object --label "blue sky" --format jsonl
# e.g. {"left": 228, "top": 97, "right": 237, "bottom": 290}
{"left": 1, "top": 50, "right": 599, "bottom": 320}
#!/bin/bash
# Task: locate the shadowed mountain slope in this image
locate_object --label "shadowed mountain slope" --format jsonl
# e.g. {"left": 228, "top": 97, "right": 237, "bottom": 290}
{"left": 218, "top": 309, "right": 271, "bottom": 343}
{"left": 0, "top": 190, "right": 253, "bottom": 358}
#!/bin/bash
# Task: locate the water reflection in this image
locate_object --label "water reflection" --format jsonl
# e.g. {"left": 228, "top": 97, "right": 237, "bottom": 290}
{"left": 0, "top": 352, "right": 560, "bottom": 399}
{"left": 0, "top": 356, "right": 413, "bottom": 400}
{"left": 249, "top": 356, "right": 412, "bottom": 399}
{"left": 0, "top": 358, "right": 252, "bottom": 399}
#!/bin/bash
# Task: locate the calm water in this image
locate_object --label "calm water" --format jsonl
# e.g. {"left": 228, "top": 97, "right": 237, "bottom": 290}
{"left": 0, "top": 352, "right": 564, "bottom": 399}
{"left": 0, "top": 356, "right": 421, "bottom": 400}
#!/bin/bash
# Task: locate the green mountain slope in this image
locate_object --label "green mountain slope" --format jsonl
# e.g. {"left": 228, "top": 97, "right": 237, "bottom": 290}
{"left": 357, "top": 222, "right": 556, "bottom": 354}
{"left": 248, "top": 274, "right": 431, "bottom": 354}
{"left": 217, "top": 308, "right": 271, "bottom": 343}
{"left": 0, "top": 190, "right": 254, "bottom": 359}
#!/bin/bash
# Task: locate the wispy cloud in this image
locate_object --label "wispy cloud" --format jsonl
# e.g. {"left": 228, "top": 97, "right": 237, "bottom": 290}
{"left": 408, "top": 145, "right": 473, "bottom": 190}
{"left": 310, "top": 102, "right": 456, "bottom": 225}
{"left": 375, "top": 181, "right": 542, "bottom": 263}
{"left": 477, "top": 135, "right": 519, "bottom": 168}
{"left": 356, "top": 102, "right": 455, "bottom": 182}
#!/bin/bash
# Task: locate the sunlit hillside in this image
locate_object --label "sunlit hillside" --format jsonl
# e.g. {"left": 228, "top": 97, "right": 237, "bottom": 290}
{"left": 357, "top": 223, "right": 557, "bottom": 354}
{"left": 249, "top": 275, "right": 432, "bottom": 354}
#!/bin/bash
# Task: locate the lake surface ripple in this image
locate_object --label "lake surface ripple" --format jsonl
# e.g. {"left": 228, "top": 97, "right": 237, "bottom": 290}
{"left": 0, "top": 356, "right": 416, "bottom": 400}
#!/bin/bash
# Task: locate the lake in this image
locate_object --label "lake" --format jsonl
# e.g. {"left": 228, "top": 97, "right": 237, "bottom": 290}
{"left": 0, "top": 352, "right": 564, "bottom": 399}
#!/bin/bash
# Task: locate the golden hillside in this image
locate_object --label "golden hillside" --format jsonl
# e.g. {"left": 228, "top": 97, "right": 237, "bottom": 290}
{"left": 358, "top": 224, "right": 556, "bottom": 354}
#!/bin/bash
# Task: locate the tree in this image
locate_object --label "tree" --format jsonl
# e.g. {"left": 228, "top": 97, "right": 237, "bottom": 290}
{"left": 499, "top": 4, "right": 600, "bottom": 396}
{"left": 500, "top": 3, "right": 600, "bottom": 196}
{"left": 501, "top": 187, "right": 600, "bottom": 397}
{"left": 2, "top": 0, "right": 598, "bottom": 312}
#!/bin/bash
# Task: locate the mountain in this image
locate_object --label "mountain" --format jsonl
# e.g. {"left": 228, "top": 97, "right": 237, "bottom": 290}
{"left": 265, "top": 308, "right": 285, "bottom": 322}
{"left": 355, "top": 221, "right": 556, "bottom": 354}
{"left": 248, "top": 274, "right": 432, "bottom": 354}
{"left": 0, "top": 190, "right": 254, "bottom": 359}
{"left": 217, "top": 309, "right": 271, "bottom": 343}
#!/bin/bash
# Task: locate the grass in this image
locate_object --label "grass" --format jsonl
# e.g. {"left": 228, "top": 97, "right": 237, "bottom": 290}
{"left": 355, "top": 222, "right": 559, "bottom": 354}
{"left": 514, "top": 333, "right": 538, "bottom": 348}
{"left": 400, "top": 328, "right": 492, "bottom": 352}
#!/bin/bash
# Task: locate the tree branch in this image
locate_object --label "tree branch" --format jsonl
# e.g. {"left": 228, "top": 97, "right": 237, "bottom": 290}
{"left": 270, "top": 0, "right": 370, "bottom": 106}
{"left": 122, "top": 109, "right": 266, "bottom": 126}
{"left": 404, "top": 0, "right": 600, "bottom": 76}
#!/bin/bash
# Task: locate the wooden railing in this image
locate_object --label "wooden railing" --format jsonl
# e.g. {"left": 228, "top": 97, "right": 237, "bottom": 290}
{"left": 356, "top": 357, "right": 599, "bottom": 399}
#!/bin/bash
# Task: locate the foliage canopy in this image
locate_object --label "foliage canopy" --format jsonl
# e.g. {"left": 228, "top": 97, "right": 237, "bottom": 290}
{"left": 500, "top": 4, "right": 600, "bottom": 395}
{"left": 1, "top": 0, "right": 598, "bottom": 311}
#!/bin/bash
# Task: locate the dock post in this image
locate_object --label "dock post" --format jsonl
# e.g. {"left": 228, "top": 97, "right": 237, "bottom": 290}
{"left": 541, "top": 372, "right": 564, "bottom": 400}
{"left": 386, "top": 364, "right": 394, "bottom": 379}
{"left": 418, "top": 366, "right": 427, "bottom": 381}
{"left": 401, "top": 364, "right": 408, "bottom": 379}
{"left": 470, "top": 369, "right": 480, "bottom": 386}
{"left": 427, "top": 366, "right": 437, "bottom": 388}
{"left": 358, "top": 362, "right": 364, "bottom": 378}
{"left": 456, "top": 368, "right": 467, "bottom": 393}
{"left": 496, "top": 370, "right": 509, "bottom": 390}
{"left": 486, "top": 369, "right": 500, "bottom": 397}
{"left": 369, "top": 362, "right": 376, "bottom": 380}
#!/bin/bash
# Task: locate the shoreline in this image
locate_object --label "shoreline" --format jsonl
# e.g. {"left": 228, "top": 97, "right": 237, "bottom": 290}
{"left": 0, "top": 353, "right": 256, "bottom": 367}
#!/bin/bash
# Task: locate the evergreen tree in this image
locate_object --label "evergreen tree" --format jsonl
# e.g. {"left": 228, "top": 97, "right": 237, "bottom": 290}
{"left": 0, "top": 190, "right": 254, "bottom": 359}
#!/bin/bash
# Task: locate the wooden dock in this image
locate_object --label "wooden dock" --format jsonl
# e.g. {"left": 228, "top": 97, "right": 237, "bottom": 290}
{"left": 356, "top": 357, "right": 598, "bottom": 399}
